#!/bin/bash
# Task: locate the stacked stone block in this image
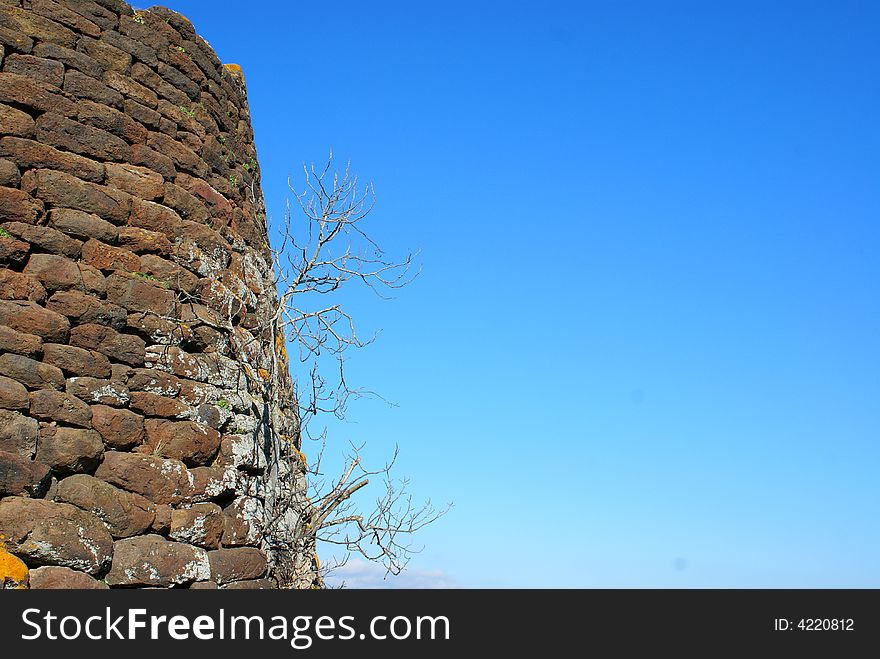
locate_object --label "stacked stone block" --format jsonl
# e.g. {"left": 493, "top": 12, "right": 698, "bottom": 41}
{"left": 0, "top": 0, "right": 310, "bottom": 588}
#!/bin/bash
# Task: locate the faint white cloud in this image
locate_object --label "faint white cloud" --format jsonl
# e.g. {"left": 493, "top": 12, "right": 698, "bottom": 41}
{"left": 325, "top": 559, "right": 460, "bottom": 589}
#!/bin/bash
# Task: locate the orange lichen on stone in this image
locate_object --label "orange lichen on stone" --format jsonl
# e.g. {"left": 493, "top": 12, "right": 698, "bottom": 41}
{"left": 0, "top": 544, "right": 29, "bottom": 589}
{"left": 224, "top": 64, "right": 245, "bottom": 82}
{"left": 276, "top": 335, "right": 288, "bottom": 362}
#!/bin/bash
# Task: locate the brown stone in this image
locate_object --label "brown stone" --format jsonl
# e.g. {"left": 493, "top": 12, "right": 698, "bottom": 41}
{"left": 0, "top": 136, "right": 104, "bottom": 183}
{"left": 110, "top": 363, "right": 132, "bottom": 383}
{"left": 22, "top": 253, "right": 83, "bottom": 293}
{"left": 90, "top": 404, "right": 143, "bottom": 449}
{"left": 142, "top": 419, "right": 220, "bottom": 466}
{"left": 189, "top": 580, "right": 218, "bottom": 589}
{"left": 190, "top": 466, "right": 235, "bottom": 502}
{"left": 0, "top": 269, "right": 46, "bottom": 303}
{"left": 147, "top": 131, "right": 207, "bottom": 177}
{"left": 52, "top": 0, "right": 117, "bottom": 31}
{"left": 124, "top": 97, "right": 162, "bottom": 130}
{"left": 21, "top": 169, "right": 130, "bottom": 223}
{"left": 117, "top": 226, "right": 172, "bottom": 255}
{"left": 144, "top": 345, "right": 221, "bottom": 383}
{"left": 36, "top": 112, "right": 131, "bottom": 162}
{"left": 0, "top": 326, "right": 43, "bottom": 359}
{"left": 0, "top": 375, "right": 28, "bottom": 410}
{"left": 105, "top": 534, "right": 211, "bottom": 587}
{"left": 138, "top": 254, "right": 199, "bottom": 294}
{"left": 69, "top": 323, "right": 145, "bottom": 366}
{"left": 0, "top": 185, "right": 43, "bottom": 224}
{"left": 63, "top": 69, "right": 123, "bottom": 108}
{"left": 76, "top": 35, "right": 131, "bottom": 74}
{"left": 28, "top": 565, "right": 107, "bottom": 589}
{"left": 106, "top": 162, "right": 163, "bottom": 200}
{"left": 0, "top": 72, "right": 77, "bottom": 116}
{"left": 0, "top": 353, "right": 63, "bottom": 392}
{"left": 46, "top": 290, "right": 127, "bottom": 330}
{"left": 0, "top": 26, "right": 34, "bottom": 56}
{"left": 42, "top": 343, "right": 112, "bottom": 378}
{"left": 0, "top": 103, "right": 35, "bottom": 138}
{"left": 157, "top": 61, "right": 199, "bottom": 101}
{"left": 0, "top": 157, "right": 19, "bottom": 187}
{"left": 77, "top": 99, "right": 148, "bottom": 145}
{"left": 55, "top": 474, "right": 156, "bottom": 538}
{"left": 222, "top": 496, "right": 262, "bottom": 547}
{"left": 32, "top": 41, "right": 103, "bottom": 79}
{"left": 130, "top": 391, "right": 189, "bottom": 419}
{"left": 66, "top": 377, "right": 130, "bottom": 407}
{"left": 0, "top": 300, "right": 69, "bottom": 342}
{"left": 1, "top": 220, "right": 82, "bottom": 258}
{"left": 106, "top": 272, "right": 175, "bottom": 315}
{"left": 2, "top": 53, "right": 64, "bottom": 87}
{"left": 127, "top": 367, "right": 180, "bottom": 396}
{"left": 129, "top": 197, "right": 183, "bottom": 236}
{"left": 162, "top": 180, "right": 209, "bottom": 224}
{"left": 29, "top": 389, "right": 91, "bottom": 428}
{"left": 0, "top": 497, "right": 112, "bottom": 574}
{"left": 0, "top": 409, "right": 39, "bottom": 458}
{"left": 0, "top": 450, "right": 50, "bottom": 496}
{"left": 118, "top": 14, "right": 171, "bottom": 55}
{"left": 170, "top": 502, "right": 224, "bottom": 549}
{"left": 78, "top": 262, "right": 107, "bottom": 297}
{"left": 156, "top": 99, "right": 201, "bottom": 133}
{"left": 102, "top": 27, "right": 158, "bottom": 67}
{"left": 131, "top": 143, "right": 175, "bottom": 179}
{"left": 94, "top": 451, "right": 194, "bottom": 505}
{"left": 151, "top": 503, "right": 172, "bottom": 535}
{"left": 131, "top": 61, "right": 189, "bottom": 107}
{"left": 81, "top": 238, "right": 140, "bottom": 272}
{"left": 104, "top": 70, "right": 158, "bottom": 108}
{"left": 0, "top": 231, "right": 28, "bottom": 264}
{"left": 177, "top": 220, "right": 231, "bottom": 274}
{"left": 177, "top": 172, "right": 233, "bottom": 224}
{"left": 208, "top": 548, "right": 267, "bottom": 584}
{"left": 18, "top": 0, "right": 99, "bottom": 38}
{"left": 48, "top": 207, "right": 118, "bottom": 244}
{"left": 36, "top": 425, "right": 103, "bottom": 474}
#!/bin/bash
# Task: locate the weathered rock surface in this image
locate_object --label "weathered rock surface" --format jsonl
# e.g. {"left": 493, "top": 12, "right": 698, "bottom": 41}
{"left": 0, "top": 1, "right": 311, "bottom": 590}
{"left": 36, "top": 425, "right": 104, "bottom": 474}
{"left": 54, "top": 474, "right": 156, "bottom": 538}
{"left": 208, "top": 547, "right": 267, "bottom": 584}
{"left": 105, "top": 534, "right": 210, "bottom": 587}
{"left": 0, "top": 497, "right": 113, "bottom": 574}
{"left": 94, "top": 451, "right": 193, "bottom": 505}
{"left": 28, "top": 565, "right": 108, "bottom": 589}
{"left": 170, "top": 502, "right": 224, "bottom": 549}
{"left": 0, "top": 450, "right": 50, "bottom": 497}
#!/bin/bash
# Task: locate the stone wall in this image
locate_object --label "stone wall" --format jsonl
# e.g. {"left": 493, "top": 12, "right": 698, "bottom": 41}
{"left": 0, "top": 0, "right": 315, "bottom": 589}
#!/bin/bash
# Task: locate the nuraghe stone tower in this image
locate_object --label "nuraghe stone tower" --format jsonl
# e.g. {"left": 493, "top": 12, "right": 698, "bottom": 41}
{"left": 0, "top": 0, "right": 317, "bottom": 589}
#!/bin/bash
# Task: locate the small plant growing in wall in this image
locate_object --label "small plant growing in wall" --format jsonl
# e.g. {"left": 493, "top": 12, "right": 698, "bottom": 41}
{"left": 133, "top": 12, "right": 144, "bottom": 24}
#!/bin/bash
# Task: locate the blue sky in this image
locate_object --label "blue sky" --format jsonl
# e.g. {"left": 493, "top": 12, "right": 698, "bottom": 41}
{"left": 164, "top": 1, "right": 879, "bottom": 587}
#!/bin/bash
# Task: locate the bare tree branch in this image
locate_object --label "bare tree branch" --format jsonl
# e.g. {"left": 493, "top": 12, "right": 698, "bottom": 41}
{"left": 262, "top": 151, "right": 446, "bottom": 583}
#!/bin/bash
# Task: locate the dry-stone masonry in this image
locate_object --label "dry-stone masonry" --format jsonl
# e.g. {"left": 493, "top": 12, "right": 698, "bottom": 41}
{"left": 0, "top": 0, "right": 316, "bottom": 589}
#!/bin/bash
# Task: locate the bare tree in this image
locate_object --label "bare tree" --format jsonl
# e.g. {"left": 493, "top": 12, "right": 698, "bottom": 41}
{"left": 265, "top": 151, "right": 448, "bottom": 583}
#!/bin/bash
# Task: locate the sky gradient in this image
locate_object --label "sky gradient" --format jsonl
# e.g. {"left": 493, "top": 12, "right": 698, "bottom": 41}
{"left": 162, "top": 0, "right": 879, "bottom": 587}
